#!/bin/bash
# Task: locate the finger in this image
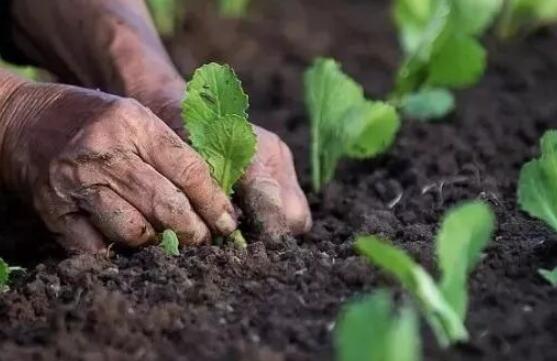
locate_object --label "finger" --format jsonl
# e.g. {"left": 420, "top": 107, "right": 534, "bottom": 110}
{"left": 106, "top": 156, "right": 211, "bottom": 245}
{"left": 74, "top": 185, "right": 156, "bottom": 248}
{"left": 271, "top": 143, "right": 312, "bottom": 235}
{"left": 138, "top": 122, "right": 237, "bottom": 236}
{"left": 56, "top": 213, "right": 106, "bottom": 254}
{"left": 239, "top": 160, "right": 289, "bottom": 239}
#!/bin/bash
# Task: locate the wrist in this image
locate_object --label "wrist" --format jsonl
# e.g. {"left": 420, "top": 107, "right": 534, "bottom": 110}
{"left": 0, "top": 72, "right": 64, "bottom": 189}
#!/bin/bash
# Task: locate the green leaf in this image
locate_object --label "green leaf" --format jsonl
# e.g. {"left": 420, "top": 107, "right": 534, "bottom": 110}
{"left": 452, "top": 0, "right": 503, "bottom": 35}
{"left": 393, "top": 0, "right": 437, "bottom": 54}
{"left": 192, "top": 114, "right": 256, "bottom": 195}
{"left": 345, "top": 102, "right": 400, "bottom": 159}
{"left": 218, "top": 0, "right": 250, "bottom": 17}
{"left": 385, "top": 304, "right": 421, "bottom": 361}
{"left": 183, "top": 63, "right": 256, "bottom": 195}
{"left": 304, "top": 58, "right": 400, "bottom": 191}
{"left": 538, "top": 267, "right": 557, "bottom": 286}
{"left": 401, "top": 88, "right": 455, "bottom": 120}
{"left": 356, "top": 235, "right": 467, "bottom": 347}
{"left": 436, "top": 201, "right": 495, "bottom": 319}
{"left": 394, "top": 0, "right": 453, "bottom": 94}
{"left": 336, "top": 290, "right": 392, "bottom": 361}
{"left": 0, "top": 258, "right": 9, "bottom": 288}
{"left": 427, "top": 34, "right": 486, "bottom": 89}
{"left": 305, "top": 58, "right": 364, "bottom": 191}
{"left": 184, "top": 63, "right": 248, "bottom": 136}
{"left": 393, "top": 0, "right": 496, "bottom": 102}
{"left": 160, "top": 229, "right": 180, "bottom": 256}
{"left": 335, "top": 290, "right": 421, "bottom": 361}
{"left": 518, "top": 130, "right": 557, "bottom": 232}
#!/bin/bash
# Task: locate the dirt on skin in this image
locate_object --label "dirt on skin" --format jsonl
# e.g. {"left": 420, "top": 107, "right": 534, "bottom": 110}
{"left": 1, "top": 0, "right": 557, "bottom": 360}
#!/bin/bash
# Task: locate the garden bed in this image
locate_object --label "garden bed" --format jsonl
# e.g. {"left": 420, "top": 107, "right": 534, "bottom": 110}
{"left": 1, "top": 0, "right": 557, "bottom": 360}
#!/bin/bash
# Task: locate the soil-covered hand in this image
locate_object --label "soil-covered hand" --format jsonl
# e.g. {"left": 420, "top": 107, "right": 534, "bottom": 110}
{"left": 0, "top": 74, "right": 237, "bottom": 253}
{"left": 137, "top": 94, "right": 313, "bottom": 238}
{"left": 7, "top": 0, "right": 312, "bottom": 240}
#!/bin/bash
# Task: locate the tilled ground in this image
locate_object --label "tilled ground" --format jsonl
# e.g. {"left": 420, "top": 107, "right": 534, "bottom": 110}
{"left": 1, "top": 0, "right": 557, "bottom": 360}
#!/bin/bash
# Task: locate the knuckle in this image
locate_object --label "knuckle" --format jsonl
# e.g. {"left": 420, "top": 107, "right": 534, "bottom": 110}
{"left": 180, "top": 157, "right": 212, "bottom": 188}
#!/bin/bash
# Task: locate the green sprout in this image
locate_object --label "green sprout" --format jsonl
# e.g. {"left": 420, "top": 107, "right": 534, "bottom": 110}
{"left": 160, "top": 229, "right": 180, "bottom": 256}
{"left": 356, "top": 200, "right": 495, "bottom": 347}
{"left": 179, "top": 63, "right": 257, "bottom": 249}
{"left": 304, "top": 58, "right": 400, "bottom": 192}
{"left": 392, "top": 0, "right": 502, "bottom": 120}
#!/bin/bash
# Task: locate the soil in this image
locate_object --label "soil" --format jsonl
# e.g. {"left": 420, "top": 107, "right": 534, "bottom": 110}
{"left": 1, "top": 0, "right": 557, "bottom": 360}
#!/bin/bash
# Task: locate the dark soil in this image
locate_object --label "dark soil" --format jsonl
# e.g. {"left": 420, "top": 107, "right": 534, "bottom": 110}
{"left": 1, "top": 0, "right": 557, "bottom": 360}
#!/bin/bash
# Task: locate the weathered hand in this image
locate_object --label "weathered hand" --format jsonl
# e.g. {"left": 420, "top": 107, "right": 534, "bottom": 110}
{"left": 6, "top": 0, "right": 312, "bottom": 240}
{"left": 0, "top": 75, "right": 237, "bottom": 253}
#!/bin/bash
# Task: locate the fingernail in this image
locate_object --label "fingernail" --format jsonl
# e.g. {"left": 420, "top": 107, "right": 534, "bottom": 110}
{"left": 216, "top": 212, "right": 237, "bottom": 236}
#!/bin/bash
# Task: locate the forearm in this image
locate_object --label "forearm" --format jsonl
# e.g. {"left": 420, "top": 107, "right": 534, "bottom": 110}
{"left": 9, "top": 0, "right": 185, "bottom": 114}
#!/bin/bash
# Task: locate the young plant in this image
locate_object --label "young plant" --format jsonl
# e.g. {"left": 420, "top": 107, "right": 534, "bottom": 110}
{"left": 304, "top": 58, "right": 400, "bottom": 192}
{"left": 356, "top": 200, "right": 495, "bottom": 347}
{"left": 0, "top": 258, "right": 24, "bottom": 292}
{"left": 518, "top": 130, "right": 557, "bottom": 283}
{"left": 160, "top": 229, "right": 180, "bottom": 256}
{"left": 392, "top": 0, "right": 502, "bottom": 120}
{"left": 335, "top": 289, "right": 421, "bottom": 361}
{"left": 182, "top": 62, "right": 257, "bottom": 248}
{"left": 498, "top": 0, "right": 557, "bottom": 39}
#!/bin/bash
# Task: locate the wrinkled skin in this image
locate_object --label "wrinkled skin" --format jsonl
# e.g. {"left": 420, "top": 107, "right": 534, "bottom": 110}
{"left": 0, "top": 0, "right": 311, "bottom": 253}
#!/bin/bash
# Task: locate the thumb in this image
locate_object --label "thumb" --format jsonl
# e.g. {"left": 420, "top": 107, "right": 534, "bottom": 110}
{"left": 237, "top": 161, "right": 289, "bottom": 241}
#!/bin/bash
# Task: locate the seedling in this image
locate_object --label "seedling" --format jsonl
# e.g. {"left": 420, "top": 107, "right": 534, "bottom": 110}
{"left": 160, "top": 229, "right": 180, "bottom": 256}
{"left": 182, "top": 62, "right": 257, "bottom": 248}
{"left": 335, "top": 289, "right": 421, "bottom": 361}
{"left": 518, "top": 130, "right": 557, "bottom": 233}
{"left": 518, "top": 130, "right": 557, "bottom": 283}
{"left": 392, "top": 0, "right": 502, "bottom": 120}
{"left": 304, "top": 58, "right": 400, "bottom": 192}
{"left": 0, "top": 257, "right": 24, "bottom": 292}
{"left": 356, "top": 200, "right": 495, "bottom": 347}
{"left": 498, "top": 0, "right": 557, "bottom": 39}
{"left": 538, "top": 267, "right": 557, "bottom": 286}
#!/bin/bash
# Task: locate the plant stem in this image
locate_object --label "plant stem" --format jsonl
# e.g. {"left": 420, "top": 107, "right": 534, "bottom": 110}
{"left": 228, "top": 229, "right": 247, "bottom": 249}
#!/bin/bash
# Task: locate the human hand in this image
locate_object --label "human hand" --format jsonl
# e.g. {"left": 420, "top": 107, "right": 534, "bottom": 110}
{"left": 0, "top": 75, "right": 237, "bottom": 253}
{"left": 137, "top": 93, "right": 313, "bottom": 239}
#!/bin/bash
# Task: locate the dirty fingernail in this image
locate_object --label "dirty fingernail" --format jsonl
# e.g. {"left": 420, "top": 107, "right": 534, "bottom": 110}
{"left": 215, "top": 212, "right": 237, "bottom": 236}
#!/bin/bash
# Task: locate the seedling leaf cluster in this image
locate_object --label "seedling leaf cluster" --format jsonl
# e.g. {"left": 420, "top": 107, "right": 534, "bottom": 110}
{"left": 353, "top": 201, "right": 495, "bottom": 348}
{"left": 183, "top": 63, "right": 256, "bottom": 248}
{"left": 393, "top": 0, "right": 502, "bottom": 120}
{"left": 304, "top": 58, "right": 400, "bottom": 192}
